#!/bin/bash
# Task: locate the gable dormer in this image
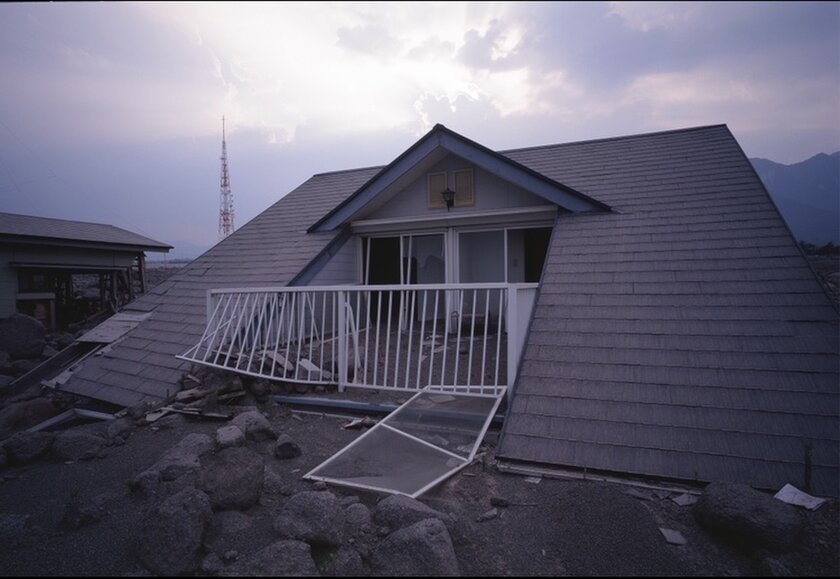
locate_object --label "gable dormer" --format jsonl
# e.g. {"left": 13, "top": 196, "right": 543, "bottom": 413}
{"left": 308, "top": 124, "right": 608, "bottom": 233}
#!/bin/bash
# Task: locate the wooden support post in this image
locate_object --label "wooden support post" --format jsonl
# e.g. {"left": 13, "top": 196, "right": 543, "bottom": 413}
{"left": 110, "top": 271, "right": 118, "bottom": 312}
{"left": 138, "top": 252, "right": 147, "bottom": 294}
{"left": 99, "top": 273, "right": 106, "bottom": 311}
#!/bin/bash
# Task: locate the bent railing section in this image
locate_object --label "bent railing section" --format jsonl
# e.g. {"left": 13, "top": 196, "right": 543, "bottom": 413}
{"left": 178, "top": 283, "right": 537, "bottom": 396}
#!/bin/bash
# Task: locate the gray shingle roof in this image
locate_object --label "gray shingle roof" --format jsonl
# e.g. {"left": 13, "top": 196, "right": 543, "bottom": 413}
{"left": 0, "top": 212, "right": 171, "bottom": 250}
{"left": 61, "top": 125, "right": 839, "bottom": 495}
{"left": 498, "top": 125, "right": 839, "bottom": 496}
{"left": 62, "top": 167, "right": 378, "bottom": 407}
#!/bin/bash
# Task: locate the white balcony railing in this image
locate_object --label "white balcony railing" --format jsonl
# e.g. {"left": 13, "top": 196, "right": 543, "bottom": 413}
{"left": 178, "top": 283, "right": 537, "bottom": 397}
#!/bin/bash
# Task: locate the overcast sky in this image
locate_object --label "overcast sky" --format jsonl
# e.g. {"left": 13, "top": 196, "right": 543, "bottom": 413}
{"left": 0, "top": 2, "right": 838, "bottom": 258}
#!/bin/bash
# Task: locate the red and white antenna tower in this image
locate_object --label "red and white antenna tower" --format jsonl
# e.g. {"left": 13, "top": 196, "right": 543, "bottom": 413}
{"left": 218, "top": 116, "right": 235, "bottom": 240}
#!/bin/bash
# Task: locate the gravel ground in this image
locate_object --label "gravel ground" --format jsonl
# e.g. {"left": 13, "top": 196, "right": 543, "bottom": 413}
{"left": 0, "top": 393, "right": 837, "bottom": 577}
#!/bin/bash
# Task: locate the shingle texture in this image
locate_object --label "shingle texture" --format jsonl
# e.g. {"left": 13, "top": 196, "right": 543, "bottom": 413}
{"left": 497, "top": 125, "right": 839, "bottom": 496}
{"left": 62, "top": 168, "right": 378, "bottom": 407}
{"left": 62, "top": 125, "right": 839, "bottom": 495}
{"left": 0, "top": 212, "right": 171, "bottom": 250}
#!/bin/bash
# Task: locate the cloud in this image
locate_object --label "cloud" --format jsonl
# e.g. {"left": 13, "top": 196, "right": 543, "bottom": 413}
{"left": 336, "top": 23, "right": 403, "bottom": 58}
{"left": 458, "top": 18, "right": 525, "bottom": 71}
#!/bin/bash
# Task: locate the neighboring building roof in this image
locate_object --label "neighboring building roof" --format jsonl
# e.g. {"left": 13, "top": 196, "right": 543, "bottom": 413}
{"left": 61, "top": 125, "right": 839, "bottom": 496}
{"left": 0, "top": 212, "right": 172, "bottom": 251}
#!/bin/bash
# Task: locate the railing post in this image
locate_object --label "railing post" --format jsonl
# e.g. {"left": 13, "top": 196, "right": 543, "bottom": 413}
{"left": 337, "top": 290, "right": 347, "bottom": 393}
{"left": 506, "top": 285, "right": 518, "bottom": 399}
{"left": 206, "top": 290, "right": 215, "bottom": 325}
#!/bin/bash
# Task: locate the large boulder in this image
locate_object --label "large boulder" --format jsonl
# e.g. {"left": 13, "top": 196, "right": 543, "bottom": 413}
{"left": 273, "top": 490, "right": 345, "bottom": 546}
{"left": 149, "top": 432, "right": 214, "bottom": 481}
{"left": 59, "top": 493, "right": 112, "bottom": 530}
{"left": 215, "top": 425, "right": 245, "bottom": 449}
{"left": 373, "top": 494, "right": 451, "bottom": 533}
{"left": 136, "top": 487, "right": 213, "bottom": 576}
{"left": 0, "top": 314, "right": 46, "bottom": 359}
{"left": 52, "top": 429, "right": 108, "bottom": 461}
{"left": 221, "top": 540, "right": 319, "bottom": 576}
{"left": 694, "top": 482, "right": 803, "bottom": 552}
{"left": 2, "top": 431, "right": 54, "bottom": 464}
{"left": 0, "top": 398, "right": 58, "bottom": 437}
{"left": 197, "top": 447, "right": 265, "bottom": 510}
{"left": 371, "top": 518, "right": 460, "bottom": 577}
{"left": 231, "top": 409, "right": 277, "bottom": 441}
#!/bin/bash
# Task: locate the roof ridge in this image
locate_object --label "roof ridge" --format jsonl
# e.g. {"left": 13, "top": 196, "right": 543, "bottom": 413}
{"left": 499, "top": 124, "right": 729, "bottom": 155}
{"left": 0, "top": 211, "right": 124, "bottom": 229}
{"left": 312, "top": 165, "right": 384, "bottom": 178}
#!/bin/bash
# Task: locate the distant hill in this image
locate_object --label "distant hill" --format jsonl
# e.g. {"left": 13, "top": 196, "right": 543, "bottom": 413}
{"left": 751, "top": 152, "right": 839, "bottom": 245}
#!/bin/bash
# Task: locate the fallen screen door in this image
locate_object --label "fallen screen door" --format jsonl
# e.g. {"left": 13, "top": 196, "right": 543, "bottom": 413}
{"left": 305, "top": 386, "right": 505, "bottom": 498}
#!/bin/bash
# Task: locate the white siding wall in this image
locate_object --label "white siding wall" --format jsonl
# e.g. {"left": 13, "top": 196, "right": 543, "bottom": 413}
{"left": 366, "top": 154, "right": 546, "bottom": 220}
{"left": 309, "top": 237, "right": 359, "bottom": 285}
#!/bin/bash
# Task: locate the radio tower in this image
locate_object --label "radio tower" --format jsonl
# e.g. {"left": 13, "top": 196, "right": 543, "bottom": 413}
{"left": 218, "top": 116, "right": 235, "bottom": 240}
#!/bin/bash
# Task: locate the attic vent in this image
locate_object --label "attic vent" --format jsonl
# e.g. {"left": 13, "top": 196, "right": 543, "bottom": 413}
{"left": 454, "top": 169, "right": 474, "bottom": 207}
{"left": 428, "top": 170, "right": 475, "bottom": 209}
{"left": 427, "top": 172, "right": 448, "bottom": 209}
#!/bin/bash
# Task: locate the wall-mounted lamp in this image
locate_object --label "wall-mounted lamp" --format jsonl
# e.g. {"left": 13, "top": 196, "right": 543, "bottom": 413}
{"left": 440, "top": 187, "right": 455, "bottom": 211}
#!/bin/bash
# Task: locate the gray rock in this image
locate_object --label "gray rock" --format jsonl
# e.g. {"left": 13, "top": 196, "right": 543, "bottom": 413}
{"left": 0, "top": 445, "right": 6, "bottom": 469}
{"left": 52, "top": 429, "right": 108, "bottom": 461}
{"left": 215, "top": 425, "right": 245, "bottom": 449}
{"left": 694, "top": 482, "right": 803, "bottom": 552}
{"left": 211, "top": 510, "right": 254, "bottom": 536}
{"left": 373, "top": 494, "right": 451, "bottom": 533}
{"left": 60, "top": 493, "right": 111, "bottom": 530}
{"left": 273, "top": 490, "right": 345, "bottom": 546}
{"left": 201, "top": 552, "right": 224, "bottom": 575}
{"left": 327, "top": 547, "right": 366, "bottom": 576}
{"left": 136, "top": 487, "right": 212, "bottom": 576}
{"left": 131, "top": 470, "right": 161, "bottom": 496}
{"left": 153, "top": 432, "right": 214, "bottom": 481}
{"left": 3, "top": 431, "right": 54, "bottom": 464}
{"left": 221, "top": 540, "right": 319, "bottom": 576}
{"left": 105, "top": 418, "right": 135, "bottom": 441}
{"left": 346, "top": 502, "right": 373, "bottom": 529}
{"left": 263, "top": 466, "right": 290, "bottom": 497}
{"left": 41, "top": 345, "right": 58, "bottom": 358}
{"left": 371, "top": 518, "right": 460, "bottom": 577}
{"left": 0, "top": 350, "right": 9, "bottom": 368}
{"left": 476, "top": 507, "right": 498, "bottom": 522}
{"left": 0, "top": 398, "right": 56, "bottom": 436}
{"left": 0, "top": 314, "right": 46, "bottom": 359}
{"left": 273, "top": 434, "right": 302, "bottom": 459}
{"left": 0, "top": 375, "right": 12, "bottom": 387}
{"left": 198, "top": 447, "right": 265, "bottom": 511}
{"left": 345, "top": 502, "right": 375, "bottom": 558}
{"left": 759, "top": 556, "right": 794, "bottom": 577}
{"left": 231, "top": 409, "right": 277, "bottom": 441}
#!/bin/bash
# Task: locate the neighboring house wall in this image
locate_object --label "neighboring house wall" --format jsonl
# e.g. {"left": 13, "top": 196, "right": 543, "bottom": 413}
{"left": 0, "top": 242, "right": 142, "bottom": 324}
{"left": 0, "top": 246, "right": 17, "bottom": 317}
{"left": 365, "top": 154, "right": 547, "bottom": 221}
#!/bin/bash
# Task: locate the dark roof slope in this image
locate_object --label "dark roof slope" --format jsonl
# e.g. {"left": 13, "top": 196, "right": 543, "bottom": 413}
{"left": 62, "top": 167, "right": 378, "bottom": 406}
{"left": 0, "top": 212, "right": 171, "bottom": 251}
{"left": 497, "top": 125, "right": 839, "bottom": 496}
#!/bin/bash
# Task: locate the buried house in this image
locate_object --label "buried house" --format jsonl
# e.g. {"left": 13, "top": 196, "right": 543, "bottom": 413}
{"left": 0, "top": 212, "right": 171, "bottom": 331}
{"left": 60, "top": 124, "right": 839, "bottom": 497}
